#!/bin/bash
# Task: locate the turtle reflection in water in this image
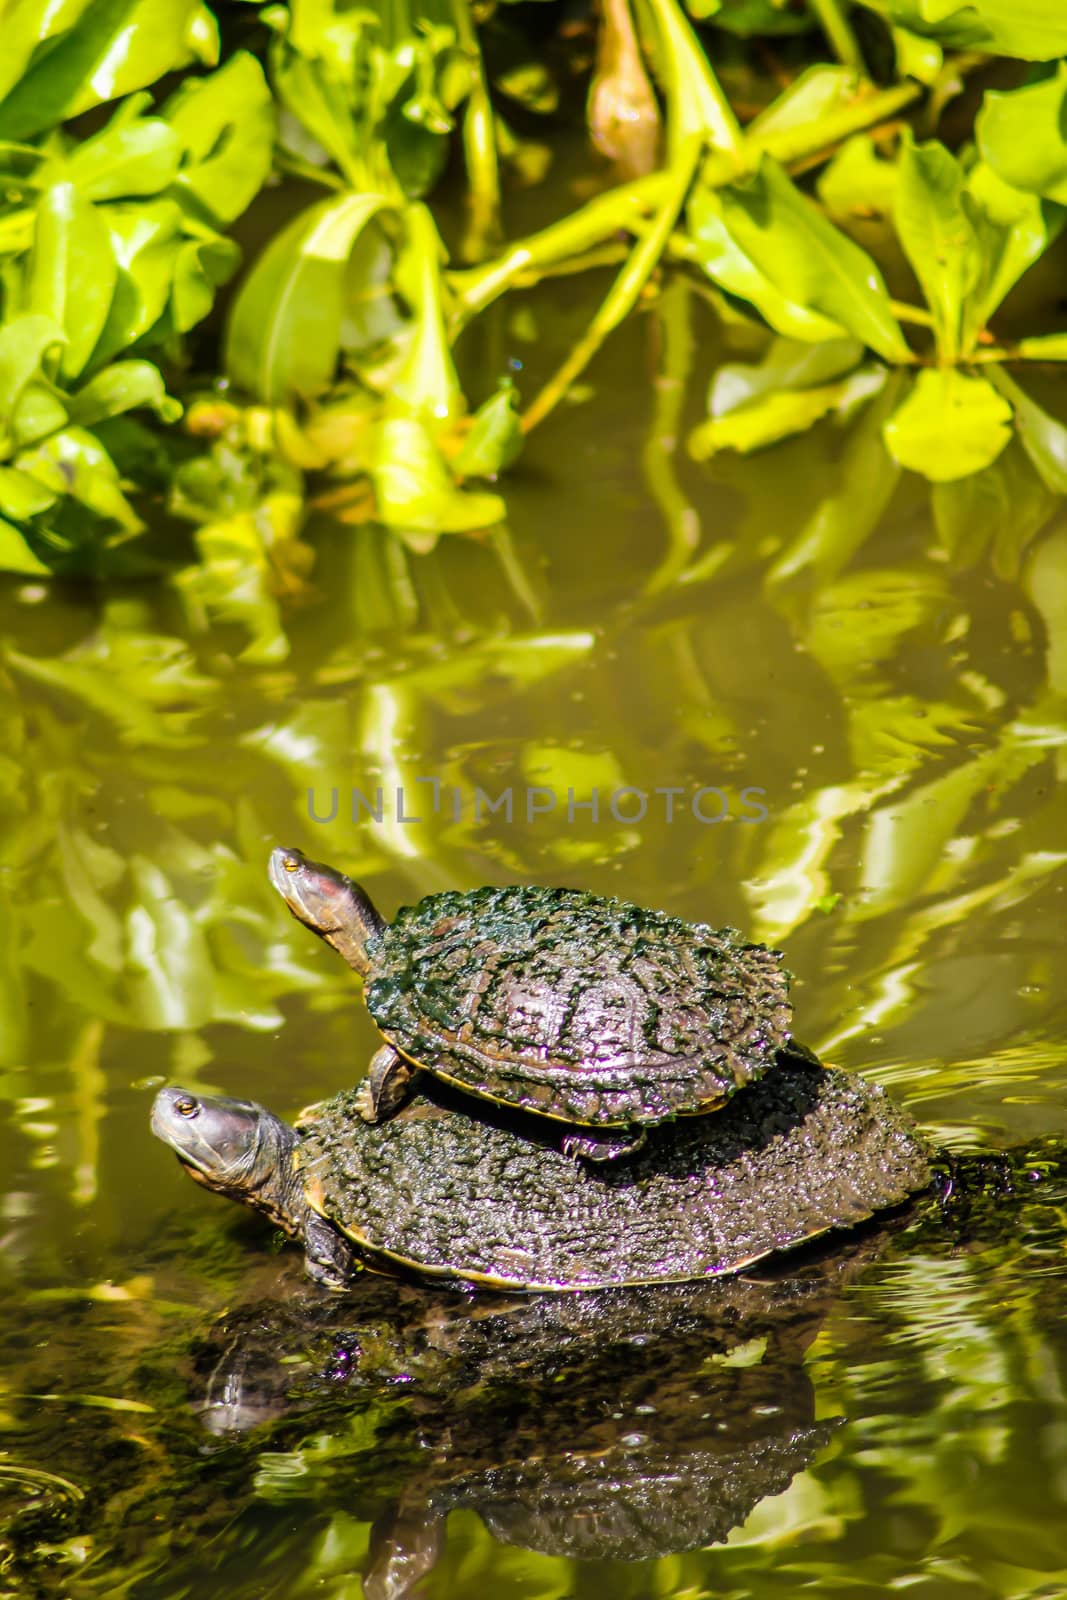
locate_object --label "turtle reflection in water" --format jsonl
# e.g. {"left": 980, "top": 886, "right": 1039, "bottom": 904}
{"left": 188, "top": 1249, "right": 877, "bottom": 1587}
{"left": 151, "top": 1058, "right": 932, "bottom": 1290}
{"left": 268, "top": 847, "right": 806, "bottom": 1162}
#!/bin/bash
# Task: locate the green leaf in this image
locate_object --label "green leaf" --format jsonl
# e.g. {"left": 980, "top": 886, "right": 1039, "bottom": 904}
{"left": 15, "top": 427, "right": 143, "bottom": 532}
{"left": 370, "top": 416, "right": 504, "bottom": 544}
{"left": 162, "top": 53, "right": 274, "bottom": 226}
{"left": 976, "top": 68, "right": 1067, "bottom": 201}
{"left": 391, "top": 203, "right": 463, "bottom": 420}
{"left": 27, "top": 184, "right": 117, "bottom": 381}
{"left": 10, "top": 386, "right": 69, "bottom": 451}
{"left": 988, "top": 366, "right": 1067, "bottom": 494}
{"left": 0, "top": 0, "right": 92, "bottom": 105}
{"left": 169, "top": 235, "right": 241, "bottom": 333}
{"left": 893, "top": 136, "right": 978, "bottom": 363}
{"left": 270, "top": 44, "right": 364, "bottom": 188}
{"left": 883, "top": 369, "right": 1012, "bottom": 482}
{"left": 225, "top": 193, "right": 394, "bottom": 403}
{"left": 866, "top": 0, "right": 1067, "bottom": 59}
{"left": 690, "top": 367, "right": 884, "bottom": 458}
{"left": 714, "top": 156, "right": 911, "bottom": 363}
{"left": 0, "top": 0, "right": 219, "bottom": 140}
{"left": 962, "top": 162, "right": 1058, "bottom": 345}
{"left": 65, "top": 114, "right": 182, "bottom": 201}
{"left": 0, "top": 516, "right": 51, "bottom": 573}
{"left": 66, "top": 362, "right": 181, "bottom": 428}
{"left": 0, "top": 464, "right": 58, "bottom": 520}
{"left": 91, "top": 201, "right": 182, "bottom": 365}
{"left": 688, "top": 184, "right": 847, "bottom": 344}
{"left": 453, "top": 384, "right": 524, "bottom": 478}
{"left": 891, "top": 24, "right": 943, "bottom": 81}
{"left": 748, "top": 66, "right": 860, "bottom": 142}
{"left": 817, "top": 135, "right": 899, "bottom": 221}
{"left": 0, "top": 314, "right": 66, "bottom": 452}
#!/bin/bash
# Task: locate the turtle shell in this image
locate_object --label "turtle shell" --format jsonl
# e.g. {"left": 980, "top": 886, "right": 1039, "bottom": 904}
{"left": 365, "top": 885, "right": 793, "bottom": 1128}
{"left": 295, "top": 1059, "right": 932, "bottom": 1291}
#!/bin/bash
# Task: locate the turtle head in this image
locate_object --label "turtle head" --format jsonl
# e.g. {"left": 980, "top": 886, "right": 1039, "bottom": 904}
{"left": 269, "top": 847, "right": 385, "bottom": 978}
{"left": 151, "top": 1087, "right": 302, "bottom": 1237}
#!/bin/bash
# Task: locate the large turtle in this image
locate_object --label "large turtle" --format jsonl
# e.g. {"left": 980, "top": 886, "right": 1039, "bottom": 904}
{"left": 268, "top": 847, "right": 806, "bottom": 1161}
{"left": 150, "top": 1057, "right": 933, "bottom": 1291}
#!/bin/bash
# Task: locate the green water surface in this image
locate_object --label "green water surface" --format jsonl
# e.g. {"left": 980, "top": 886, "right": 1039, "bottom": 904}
{"left": 2, "top": 266, "right": 1067, "bottom": 1600}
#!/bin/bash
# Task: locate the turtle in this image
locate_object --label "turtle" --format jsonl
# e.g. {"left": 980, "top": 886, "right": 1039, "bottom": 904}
{"left": 267, "top": 846, "right": 809, "bottom": 1161}
{"left": 150, "top": 1055, "right": 933, "bottom": 1292}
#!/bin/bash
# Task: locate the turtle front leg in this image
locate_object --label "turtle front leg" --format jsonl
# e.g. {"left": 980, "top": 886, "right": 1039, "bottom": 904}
{"left": 304, "top": 1209, "right": 358, "bottom": 1289}
{"left": 561, "top": 1126, "right": 648, "bottom": 1163}
{"left": 355, "top": 1044, "right": 416, "bottom": 1123}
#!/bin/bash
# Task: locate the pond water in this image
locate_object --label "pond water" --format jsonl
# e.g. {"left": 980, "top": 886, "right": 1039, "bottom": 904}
{"left": 2, "top": 249, "right": 1067, "bottom": 1600}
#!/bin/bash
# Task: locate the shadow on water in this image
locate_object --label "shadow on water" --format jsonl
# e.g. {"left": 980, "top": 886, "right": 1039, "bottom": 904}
{"left": 3, "top": 201, "right": 1067, "bottom": 1595}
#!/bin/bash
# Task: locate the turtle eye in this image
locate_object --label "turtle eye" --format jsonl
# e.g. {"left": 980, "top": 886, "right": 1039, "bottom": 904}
{"left": 283, "top": 856, "right": 299, "bottom": 873}
{"left": 175, "top": 1095, "right": 199, "bottom": 1118}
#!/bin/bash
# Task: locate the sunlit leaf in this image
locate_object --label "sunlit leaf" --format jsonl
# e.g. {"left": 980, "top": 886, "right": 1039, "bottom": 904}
{"left": 0, "top": 516, "right": 51, "bottom": 573}
{"left": 863, "top": 0, "right": 1067, "bottom": 59}
{"left": 452, "top": 383, "right": 523, "bottom": 478}
{"left": 883, "top": 370, "right": 1012, "bottom": 481}
{"left": 688, "top": 184, "right": 848, "bottom": 344}
{"left": 162, "top": 52, "right": 275, "bottom": 226}
{"left": 976, "top": 66, "right": 1067, "bottom": 200}
{"left": 225, "top": 193, "right": 394, "bottom": 403}
{"left": 369, "top": 416, "right": 504, "bottom": 544}
{"left": 0, "top": 314, "right": 66, "bottom": 453}
{"left": 713, "top": 156, "right": 911, "bottom": 363}
{"left": 892, "top": 24, "right": 944, "bottom": 80}
{"left": 65, "top": 113, "right": 182, "bottom": 202}
{"left": 817, "top": 135, "right": 899, "bottom": 221}
{"left": 0, "top": 0, "right": 218, "bottom": 141}
{"left": 390, "top": 203, "right": 463, "bottom": 420}
{"left": 748, "top": 65, "right": 860, "bottom": 142}
{"left": 893, "top": 135, "right": 978, "bottom": 363}
{"left": 15, "top": 427, "right": 142, "bottom": 533}
{"left": 169, "top": 235, "right": 242, "bottom": 333}
{"left": 962, "top": 162, "right": 1059, "bottom": 346}
{"left": 66, "top": 362, "right": 181, "bottom": 428}
{"left": 92, "top": 201, "right": 184, "bottom": 365}
{"left": 27, "top": 184, "right": 117, "bottom": 381}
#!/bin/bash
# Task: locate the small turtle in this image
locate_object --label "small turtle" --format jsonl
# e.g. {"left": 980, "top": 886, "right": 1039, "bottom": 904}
{"left": 268, "top": 847, "right": 807, "bottom": 1161}
{"left": 150, "top": 1057, "right": 933, "bottom": 1291}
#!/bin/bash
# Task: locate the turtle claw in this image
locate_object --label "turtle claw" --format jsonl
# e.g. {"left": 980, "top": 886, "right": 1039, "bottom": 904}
{"left": 357, "top": 1045, "right": 415, "bottom": 1123}
{"left": 561, "top": 1128, "right": 648, "bottom": 1163}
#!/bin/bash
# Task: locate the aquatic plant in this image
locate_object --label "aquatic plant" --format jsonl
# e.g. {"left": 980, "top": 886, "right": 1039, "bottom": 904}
{"left": 1, "top": 0, "right": 1067, "bottom": 631}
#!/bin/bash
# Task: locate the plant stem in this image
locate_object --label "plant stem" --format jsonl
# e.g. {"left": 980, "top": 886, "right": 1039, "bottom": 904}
{"left": 643, "top": 0, "right": 746, "bottom": 165}
{"left": 450, "top": 0, "right": 501, "bottom": 259}
{"left": 450, "top": 79, "right": 923, "bottom": 326}
{"left": 521, "top": 136, "right": 702, "bottom": 434}
{"left": 807, "top": 0, "right": 865, "bottom": 72}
